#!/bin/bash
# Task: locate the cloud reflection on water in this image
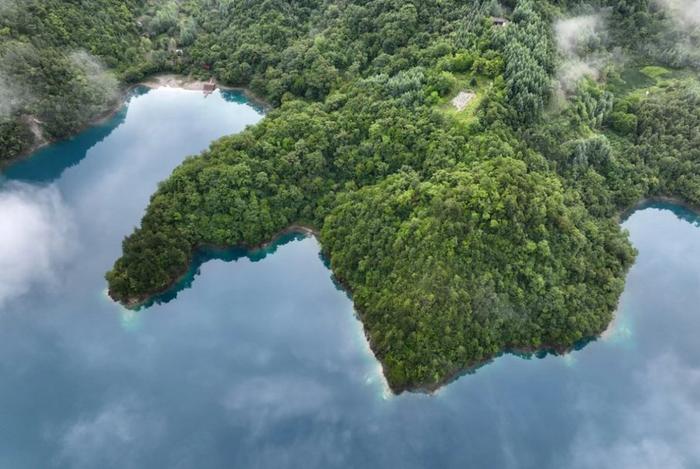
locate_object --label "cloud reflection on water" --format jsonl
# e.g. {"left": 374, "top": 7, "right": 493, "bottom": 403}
{"left": 0, "top": 182, "right": 74, "bottom": 306}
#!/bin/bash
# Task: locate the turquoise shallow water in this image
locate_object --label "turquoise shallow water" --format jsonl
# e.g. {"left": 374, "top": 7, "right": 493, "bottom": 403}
{"left": 0, "top": 88, "right": 699, "bottom": 468}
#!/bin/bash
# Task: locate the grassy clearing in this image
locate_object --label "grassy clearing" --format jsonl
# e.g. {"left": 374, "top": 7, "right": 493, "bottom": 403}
{"left": 608, "top": 62, "right": 695, "bottom": 96}
{"left": 640, "top": 65, "right": 672, "bottom": 80}
{"left": 437, "top": 73, "right": 489, "bottom": 128}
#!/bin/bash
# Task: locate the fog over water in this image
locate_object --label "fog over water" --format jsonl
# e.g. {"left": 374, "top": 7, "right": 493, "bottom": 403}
{"left": 0, "top": 88, "right": 699, "bottom": 468}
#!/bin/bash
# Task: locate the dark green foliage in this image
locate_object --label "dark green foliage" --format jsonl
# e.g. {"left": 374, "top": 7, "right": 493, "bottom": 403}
{"left": 322, "top": 159, "right": 634, "bottom": 389}
{"left": 5, "top": 0, "right": 700, "bottom": 391}
{"left": 0, "top": 116, "right": 33, "bottom": 158}
{"left": 1, "top": 43, "right": 120, "bottom": 138}
{"left": 103, "top": 0, "right": 646, "bottom": 392}
{"left": 0, "top": 0, "right": 146, "bottom": 160}
{"left": 497, "top": 0, "right": 555, "bottom": 124}
{"left": 632, "top": 83, "right": 700, "bottom": 205}
{"left": 609, "top": 111, "right": 638, "bottom": 136}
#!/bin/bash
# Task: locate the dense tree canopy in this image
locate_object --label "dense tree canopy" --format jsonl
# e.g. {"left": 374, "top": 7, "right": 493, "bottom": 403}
{"left": 0, "top": 0, "right": 146, "bottom": 160}
{"left": 322, "top": 158, "right": 633, "bottom": 388}
{"left": 2, "top": 0, "right": 700, "bottom": 392}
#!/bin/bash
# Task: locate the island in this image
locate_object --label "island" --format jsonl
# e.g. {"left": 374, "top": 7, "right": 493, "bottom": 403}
{"left": 3, "top": 0, "right": 700, "bottom": 393}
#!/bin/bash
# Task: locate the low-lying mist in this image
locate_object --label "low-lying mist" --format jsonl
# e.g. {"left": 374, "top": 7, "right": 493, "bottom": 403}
{"left": 554, "top": 12, "right": 614, "bottom": 95}
{"left": 655, "top": 0, "right": 700, "bottom": 29}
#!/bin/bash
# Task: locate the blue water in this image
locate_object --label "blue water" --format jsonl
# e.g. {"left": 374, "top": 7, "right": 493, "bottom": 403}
{"left": 1, "top": 87, "right": 699, "bottom": 468}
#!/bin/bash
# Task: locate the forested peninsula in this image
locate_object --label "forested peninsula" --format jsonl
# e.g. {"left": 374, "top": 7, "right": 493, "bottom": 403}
{"left": 3, "top": 0, "right": 700, "bottom": 393}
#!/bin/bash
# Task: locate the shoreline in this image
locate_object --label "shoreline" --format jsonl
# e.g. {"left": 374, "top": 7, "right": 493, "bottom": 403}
{"left": 619, "top": 195, "right": 700, "bottom": 222}
{"left": 410, "top": 196, "right": 700, "bottom": 394}
{"left": 4, "top": 73, "right": 271, "bottom": 168}
{"left": 4, "top": 100, "right": 129, "bottom": 170}
{"left": 110, "top": 224, "right": 320, "bottom": 310}
{"left": 27, "top": 74, "right": 695, "bottom": 394}
{"left": 111, "top": 193, "right": 694, "bottom": 395}
{"left": 326, "top": 264, "right": 592, "bottom": 395}
{"left": 139, "top": 74, "right": 271, "bottom": 112}
{"left": 112, "top": 219, "right": 607, "bottom": 396}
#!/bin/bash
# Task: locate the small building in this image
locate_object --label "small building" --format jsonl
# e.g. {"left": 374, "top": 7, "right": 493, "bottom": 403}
{"left": 203, "top": 78, "right": 217, "bottom": 95}
{"left": 492, "top": 17, "right": 509, "bottom": 27}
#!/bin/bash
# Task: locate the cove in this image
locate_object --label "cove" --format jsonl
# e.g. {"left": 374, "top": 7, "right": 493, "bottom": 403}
{"left": 0, "top": 87, "right": 699, "bottom": 468}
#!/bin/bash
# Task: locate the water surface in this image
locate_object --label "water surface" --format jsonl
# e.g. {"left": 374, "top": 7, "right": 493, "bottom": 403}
{"left": 1, "top": 88, "right": 699, "bottom": 468}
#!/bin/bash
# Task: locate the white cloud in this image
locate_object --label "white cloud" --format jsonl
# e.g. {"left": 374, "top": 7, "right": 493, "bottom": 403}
{"left": 566, "top": 353, "right": 700, "bottom": 469}
{"left": 0, "top": 72, "right": 31, "bottom": 119}
{"left": 554, "top": 13, "right": 611, "bottom": 92}
{"left": 222, "top": 375, "right": 334, "bottom": 435}
{"left": 220, "top": 375, "right": 358, "bottom": 468}
{"left": 69, "top": 50, "right": 119, "bottom": 109}
{"left": 556, "top": 15, "right": 603, "bottom": 57}
{"left": 655, "top": 0, "right": 700, "bottom": 29}
{"left": 0, "top": 48, "right": 117, "bottom": 120}
{"left": 558, "top": 59, "right": 601, "bottom": 86}
{"left": 0, "top": 182, "right": 75, "bottom": 306}
{"left": 223, "top": 375, "right": 331, "bottom": 418}
{"left": 57, "top": 399, "right": 165, "bottom": 469}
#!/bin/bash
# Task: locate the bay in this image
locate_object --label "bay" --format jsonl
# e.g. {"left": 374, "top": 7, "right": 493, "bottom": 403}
{"left": 0, "top": 87, "right": 698, "bottom": 468}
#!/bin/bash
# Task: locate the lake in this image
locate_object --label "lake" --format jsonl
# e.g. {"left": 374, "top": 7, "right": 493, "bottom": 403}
{"left": 0, "top": 87, "right": 698, "bottom": 469}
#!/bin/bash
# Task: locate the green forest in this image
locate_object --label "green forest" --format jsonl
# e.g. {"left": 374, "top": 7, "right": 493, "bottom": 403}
{"left": 3, "top": 0, "right": 700, "bottom": 392}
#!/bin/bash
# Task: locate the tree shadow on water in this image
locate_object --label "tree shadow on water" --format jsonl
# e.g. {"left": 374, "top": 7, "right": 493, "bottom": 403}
{"left": 141, "top": 231, "right": 309, "bottom": 309}
{"left": 623, "top": 199, "right": 700, "bottom": 227}
{"left": 220, "top": 89, "right": 268, "bottom": 115}
{"left": 3, "top": 87, "right": 148, "bottom": 184}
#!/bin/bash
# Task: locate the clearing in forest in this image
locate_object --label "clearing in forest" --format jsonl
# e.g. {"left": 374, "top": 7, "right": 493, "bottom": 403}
{"left": 451, "top": 91, "right": 476, "bottom": 111}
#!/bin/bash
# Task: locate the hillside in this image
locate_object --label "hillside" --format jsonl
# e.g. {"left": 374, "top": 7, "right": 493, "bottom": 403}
{"left": 2, "top": 0, "right": 700, "bottom": 392}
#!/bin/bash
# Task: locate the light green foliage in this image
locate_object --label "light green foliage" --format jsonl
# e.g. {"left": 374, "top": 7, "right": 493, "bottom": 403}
{"left": 104, "top": 0, "right": 640, "bottom": 393}
{"left": 322, "top": 158, "right": 633, "bottom": 389}
{"left": 640, "top": 65, "right": 671, "bottom": 80}
{"left": 0, "top": 0, "right": 145, "bottom": 159}
{"left": 4, "top": 0, "right": 700, "bottom": 392}
{"left": 104, "top": 0, "right": 700, "bottom": 391}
